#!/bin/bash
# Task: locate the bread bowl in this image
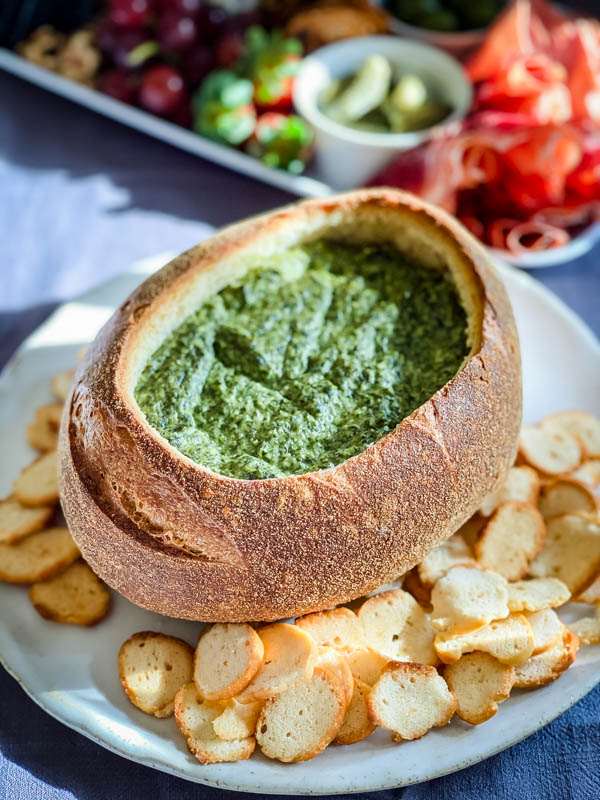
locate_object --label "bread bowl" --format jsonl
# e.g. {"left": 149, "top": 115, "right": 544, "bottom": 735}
{"left": 58, "top": 188, "right": 521, "bottom": 622}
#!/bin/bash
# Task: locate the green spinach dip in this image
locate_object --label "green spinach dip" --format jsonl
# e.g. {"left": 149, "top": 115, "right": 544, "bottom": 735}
{"left": 135, "top": 241, "right": 468, "bottom": 480}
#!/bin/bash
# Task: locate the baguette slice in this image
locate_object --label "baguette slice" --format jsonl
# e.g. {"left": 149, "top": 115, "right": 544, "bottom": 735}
{"left": 538, "top": 478, "right": 598, "bottom": 520}
{"left": 13, "top": 452, "right": 59, "bottom": 507}
{"left": 571, "top": 459, "right": 600, "bottom": 489}
{"left": 26, "top": 404, "right": 62, "bottom": 452}
{"left": 576, "top": 575, "right": 600, "bottom": 604}
{"left": 193, "top": 623, "right": 264, "bottom": 701}
{"left": 514, "top": 626, "right": 579, "bottom": 689}
{"left": 0, "top": 498, "right": 53, "bottom": 545}
{"left": 475, "top": 502, "right": 545, "bottom": 581}
{"left": 316, "top": 646, "right": 353, "bottom": 705}
{"left": 479, "top": 465, "right": 540, "bottom": 518}
{"left": 434, "top": 614, "right": 534, "bottom": 666}
{"left": 212, "top": 698, "right": 262, "bottom": 741}
{"left": 119, "top": 631, "right": 194, "bottom": 718}
{"left": 431, "top": 566, "right": 509, "bottom": 634}
{"left": 519, "top": 426, "right": 581, "bottom": 476}
{"left": 358, "top": 589, "right": 438, "bottom": 665}
{"left": 344, "top": 647, "right": 388, "bottom": 686}
{"left": 256, "top": 665, "right": 346, "bottom": 762}
{"left": 0, "top": 527, "right": 80, "bottom": 584}
{"left": 417, "top": 534, "right": 476, "bottom": 587}
{"left": 541, "top": 411, "right": 600, "bottom": 459}
{"left": 444, "top": 652, "right": 514, "bottom": 725}
{"left": 525, "top": 608, "right": 563, "bottom": 655}
{"left": 334, "top": 678, "right": 376, "bottom": 745}
{"left": 368, "top": 662, "right": 456, "bottom": 741}
{"left": 237, "top": 623, "right": 316, "bottom": 703}
{"left": 175, "top": 682, "right": 254, "bottom": 763}
{"left": 507, "top": 577, "right": 571, "bottom": 613}
{"left": 29, "top": 561, "right": 110, "bottom": 625}
{"left": 295, "top": 607, "right": 365, "bottom": 651}
{"left": 570, "top": 611, "right": 600, "bottom": 646}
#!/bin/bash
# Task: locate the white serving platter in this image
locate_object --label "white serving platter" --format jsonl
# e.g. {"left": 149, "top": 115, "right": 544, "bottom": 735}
{"left": 2, "top": 47, "right": 599, "bottom": 269}
{"left": 0, "top": 252, "right": 598, "bottom": 795}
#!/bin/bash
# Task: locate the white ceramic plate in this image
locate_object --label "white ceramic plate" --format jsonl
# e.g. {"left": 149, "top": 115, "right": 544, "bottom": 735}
{"left": 0, "top": 254, "right": 598, "bottom": 795}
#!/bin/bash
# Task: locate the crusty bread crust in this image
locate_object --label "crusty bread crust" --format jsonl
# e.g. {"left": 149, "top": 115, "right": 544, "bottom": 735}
{"left": 59, "top": 189, "right": 521, "bottom": 622}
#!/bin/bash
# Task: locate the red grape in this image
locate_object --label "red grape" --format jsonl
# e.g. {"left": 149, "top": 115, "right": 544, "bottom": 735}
{"left": 138, "top": 64, "right": 186, "bottom": 115}
{"left": 156, "top": 12, "right": 198, "bottom": 53}
{"left": 183, "top": 46, "right": 216, "bottom": 87}
{"left": 108, "top": 0, "right": 150, "bottom": 29}
{"left": 215, "top": 31, "right": 244, "bottom": 68}
{"left": 98, "top": 69, "right": 138, "bottom": 104}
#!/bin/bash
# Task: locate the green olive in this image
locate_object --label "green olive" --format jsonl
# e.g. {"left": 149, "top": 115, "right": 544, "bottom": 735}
{"left": 389, "top": 75, "right": 428, "bottom": 112}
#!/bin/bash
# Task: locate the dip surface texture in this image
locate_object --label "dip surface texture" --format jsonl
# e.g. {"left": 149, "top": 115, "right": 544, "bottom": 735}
{"left": 135, "top": 241, "right": 468, "bottom": 479}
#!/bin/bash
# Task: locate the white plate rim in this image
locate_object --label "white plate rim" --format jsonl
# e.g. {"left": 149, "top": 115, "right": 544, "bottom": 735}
{"left": 0, "top": 255, "right": 598, "bottom": 795}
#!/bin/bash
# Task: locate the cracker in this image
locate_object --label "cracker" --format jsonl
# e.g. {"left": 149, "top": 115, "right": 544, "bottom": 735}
{"left": 175, "top": 682, "right": 254, "bottom": 763}
{"left": 212, "top": 698, "right": 262, "bottom": 741}
{"left": 295, "top": 607, "right": 365, "bottom": 651}
{"left": 29, "top": 561, "right": 110, "bottom": 625}
{"left": 418, "top": 534, "right": 477, "bottom": 587}
{"left": 51, "top": 369, "right": 75, "bottom": 402}
{"left": 334, "top": 678, "right": 376, "bottom": 745}
{"left": 358, "top": 589, "right": 438, "bottom": 665}
{"left": 256, "top": 665, "right": 346, "bottom": 762}
{"left": 237, "top": 622, "right": 316, "bottom": 703}
{"left": 0, "top": 527, "right": 80, "bottom": 583}
{"left": 570, "top": 609, "right": 600, "bottom": 646}
{"left": 316, "top": 646, "right": 353, "bottom": 705}
{"left": 479, "top": 466, "right": 540, "bottom": 517}
{"left": 431, "top": 566, "right": 509, "bottom": 634}
{"left": 571, "top": 459, "right": 600, "bottom": 489}
{"left": 26, "top": 404, "right": 63, "bottom": 452}
{"left": 525, "top": 608, "right": 563, "bottom": 655}
{"left": 343, "top": 647, "right": 388, "bottom": 686}
{"left": 368, "top": 662, "right": 456, "bottom": 741}
{"left": 518, "top": 426, "right": 581, "bottom": 476}
{"left": 193, "top": 623, "right": 264, "bottom": 701}
{"left": 514, "top": 625, "right": 579, "bottom": 688}
{"left": 403, "top": 566, "right": 432, "bottom": 607}
{"left": 538, "top": 478, "right": 598, "bottom": 520}
{"left": 576, "top": 574, "right": 600, "bottom": 604}
{"left": 13, "top": 452, "right": 59, "bottom": 507}
{"left": 434, "top": 614, "right": 535, "bottom": 666}
{"left": 119, "top": 631, "right": 194, "bottom": 718}
{"left": 507, "top": 577, "right": 571, "bottom": 612}
{"left": 529, "top": 512, "right": 600, "bottom": 595}
{"left": 0, "top": 497, "right": 53, "bottom": 544}
{"left": 541, "top": 411, "right": 600, "bottom": 459}
{"left": 444, "top": 652, "right": 515, "bottom": 725}
{"left": 475, "top": 502, "right": 546, "bottom": 581}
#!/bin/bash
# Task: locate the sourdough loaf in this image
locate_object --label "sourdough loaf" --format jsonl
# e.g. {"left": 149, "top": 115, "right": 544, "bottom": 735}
{"left": 59, "top": 189, "right": 521, "bottom": 621}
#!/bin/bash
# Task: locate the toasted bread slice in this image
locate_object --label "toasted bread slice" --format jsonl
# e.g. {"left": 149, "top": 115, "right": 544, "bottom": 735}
{"left": 538, "top": 478, "right": 598, "bottom": 520}
{"left": 175, "top": 682, "right": 254, "bottom": 763}
{"left": 444, "top": 652, "right": 515, "bottom": 725}
{"left": 51, "top": 369, "right": 75, "bottom": 402}
{"left": 212, "top": 698, "right": 262, "bottom": 741}
{"left": 456, "top": 514, "right": 487, "bottom": 548}
{"left": 541, "top": 411, "right": 600, "bottom": 459}
{"left": 0, "top": 527, "right": 80, "bottom": 584}
{"left": 525, "top": 608, "right": 563, "bottom": 655}
{"left": 514, "top": 626, "right": 579, "bottom": 688}
{"left": 193, "top": 623, "right": 264, "bottom": 701}
{"left": 316, "top": 646, "right": 353, "bottom": 705}
{"left": 29, "top": 560, "right": 110, "bottom": 625}
{"left": 431, "top": 566, "right": 509, "bottom": 634}
{"left": 519, "top": 426, "right": 581, "bottom": 476}
{"left": 435, "top": 614, "right": 535, "bottom": 666}
{"left": 344, "top": 647, "right": 388, "bottom": 686}
{"left": 507, "top": 577, "right": 571, "bottom": 612}
{"left": 576, "top": 575, "right": 600, "bottom": 604}
{"left": 571, "top": 459, "right": 600, "bottom": 489}
{"left": 256, "top": 665, "right": 346, "bottom": 762}
{"left": 418, "top": 534, "right": 476, "bottom": 588}
{"left": 0, "top": 497, "right": 53, "bottom": 544}
{"left": 529, "top": 512, "right": 600, "bottom": 594}
{"left": 26, "top": 404, "right": 62, "bottom": 452}
{"left": 358, "top": 589, "right": 438, "bottom": 665}
{"left": 475, "top": 502, "right": 546, "bottom": 581}
{"left": 13, "top": 452, "right": 59, "bottom": 507}
{"left": 402, "top": 566, "right": 432, "bottom": 607}
{"left": 334, "top": 678, "right": 376, "bottom": 745}
{"left": 295, "top": 607, "right": 365, "bottom": 651}
{"left": 237, "top": 622, "right": 316, "bottom": 703}
{"left": 570, "top": 609, "right": 600, "bottom": 646}
{"left": 368, "top": 662, "right": 456, "bottom": 741}
{"left": 479, "top": 466, "right": 540, "bottom": 518}
{"left": 119, "top": 631, "right": 194, "bottom": 718}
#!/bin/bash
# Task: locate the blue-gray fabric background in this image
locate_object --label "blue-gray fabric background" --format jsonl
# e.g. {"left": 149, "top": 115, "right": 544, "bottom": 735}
{"left": 1, "top": 70, "right": 599, "bottom": 800}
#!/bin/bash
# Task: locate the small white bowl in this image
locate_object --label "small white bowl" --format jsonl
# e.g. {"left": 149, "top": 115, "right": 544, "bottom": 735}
{"left": 293, "top": 36, "right": 472, "bottom": 190}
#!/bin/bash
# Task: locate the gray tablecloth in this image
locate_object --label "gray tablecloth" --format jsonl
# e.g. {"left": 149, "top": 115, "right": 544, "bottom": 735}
{"left": 1, "top": 68, "right": 599, "bottom": 800}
